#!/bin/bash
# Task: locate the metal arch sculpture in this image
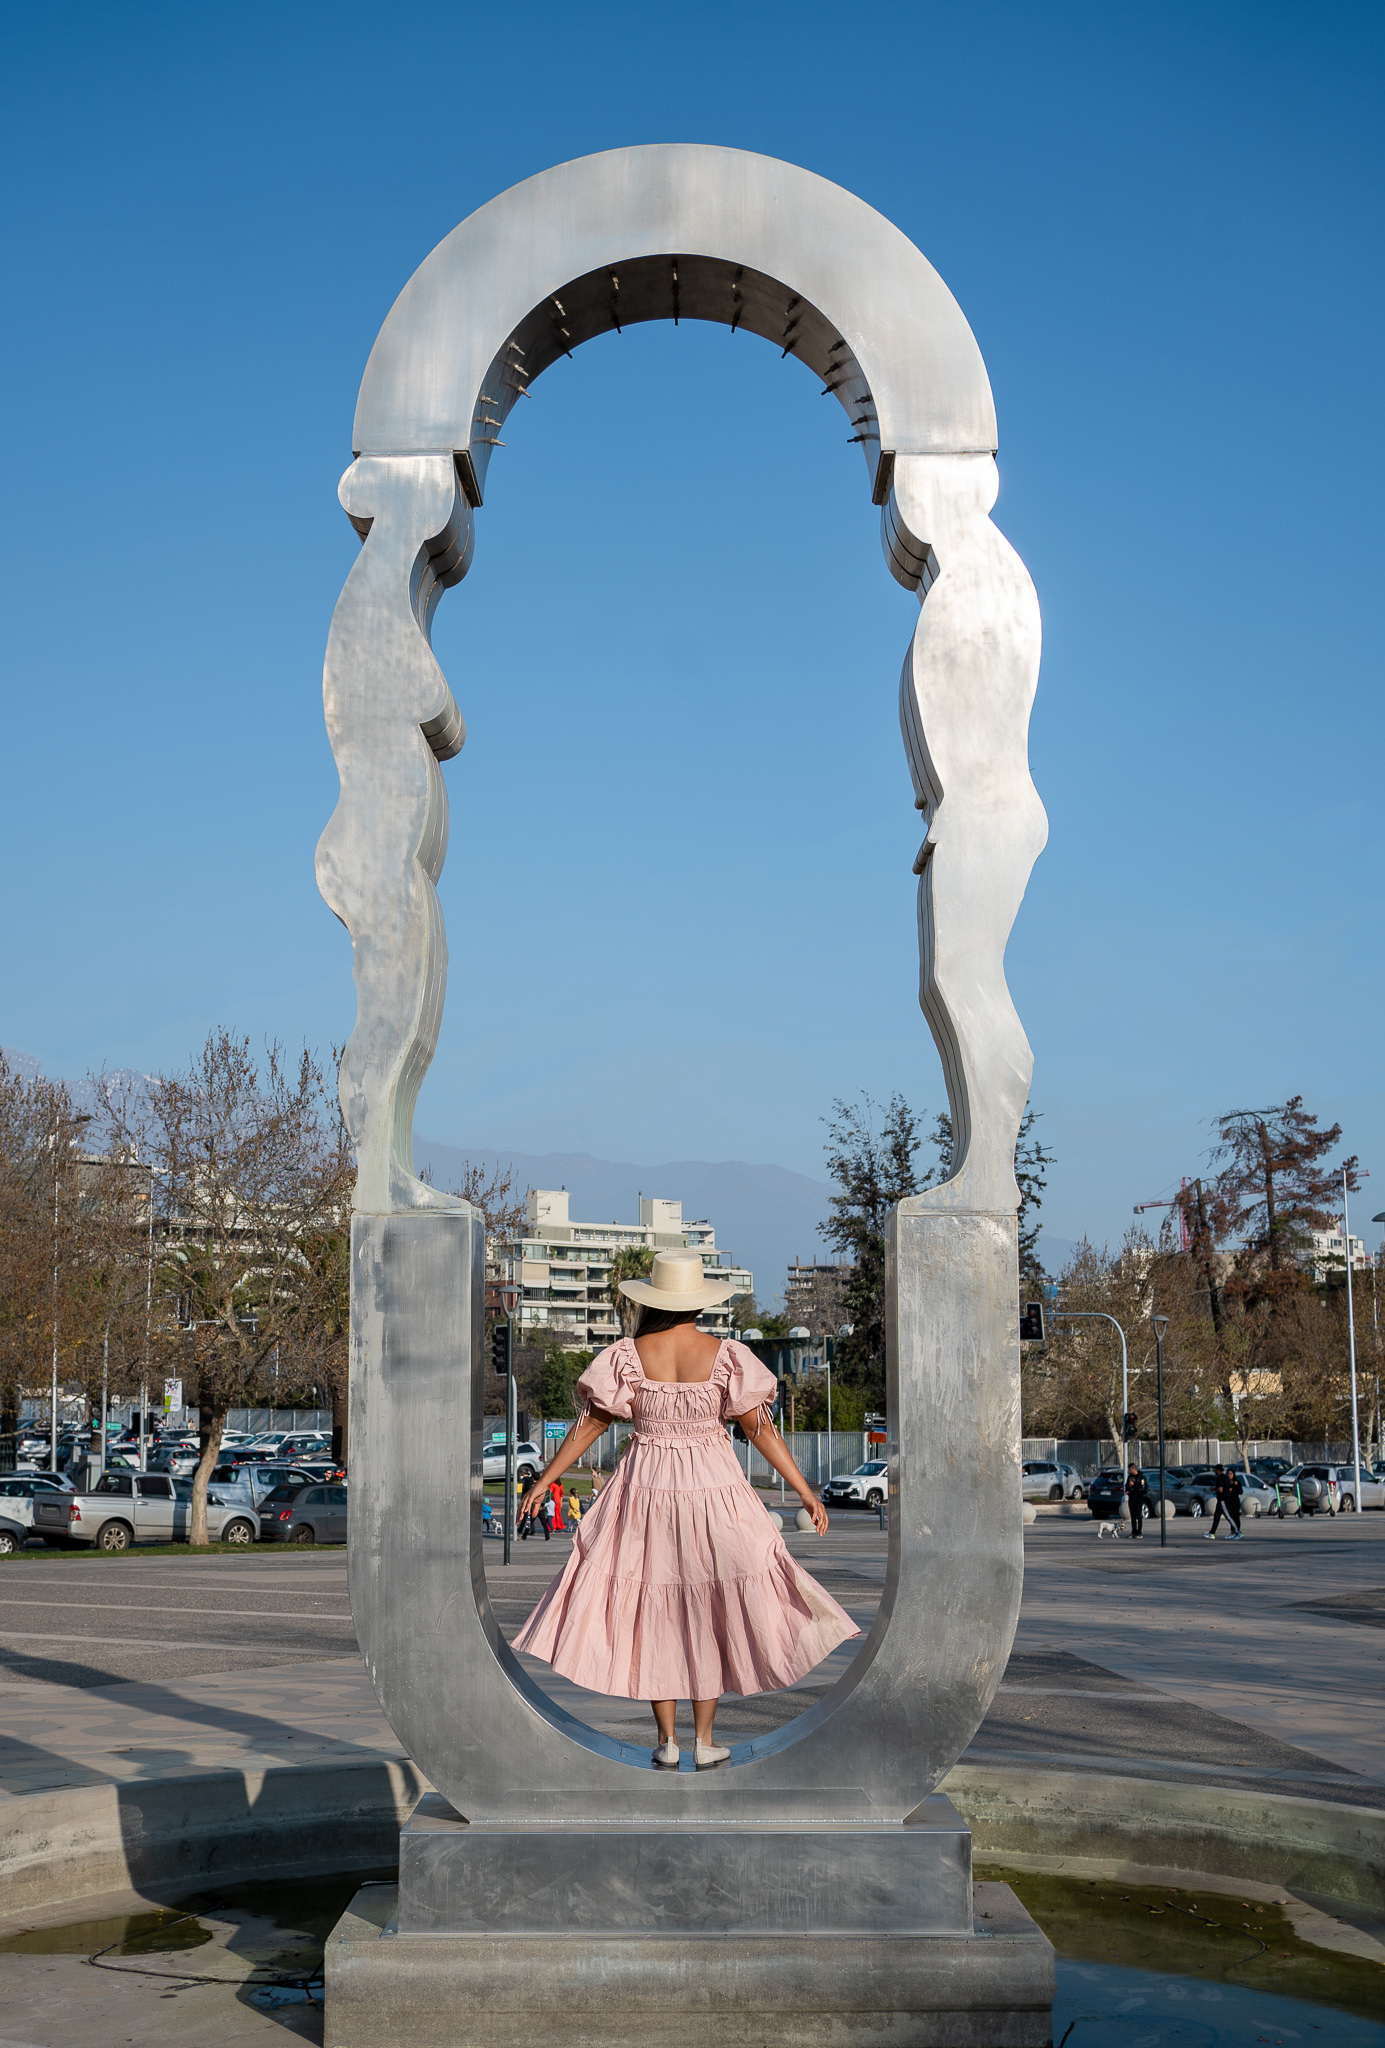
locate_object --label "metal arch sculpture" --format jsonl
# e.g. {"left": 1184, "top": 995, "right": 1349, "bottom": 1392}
{"left": 317, "top": 145, "right": 1046, "bottom": 1829}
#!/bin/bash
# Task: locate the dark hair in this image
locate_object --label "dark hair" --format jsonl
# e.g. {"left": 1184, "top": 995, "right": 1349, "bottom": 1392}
{"left": 633, "top": 1305, "right": 703, "bottom": 1338}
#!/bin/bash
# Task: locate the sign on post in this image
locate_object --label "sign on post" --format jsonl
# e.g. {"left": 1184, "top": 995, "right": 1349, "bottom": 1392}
{"left": 163, "top": 1378, "right": 183, "bottom": 1414}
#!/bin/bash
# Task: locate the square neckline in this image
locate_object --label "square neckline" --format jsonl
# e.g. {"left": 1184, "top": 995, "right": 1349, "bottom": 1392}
{"left": 624, "top": 1334, "right": 731, "bottom": 1388}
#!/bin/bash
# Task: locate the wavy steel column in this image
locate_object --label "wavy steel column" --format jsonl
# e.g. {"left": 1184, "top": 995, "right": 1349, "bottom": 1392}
{"left": 881, "top": 453, "right": 1046, "bottom": 1790}
{"left": 315, "top": 455, "right": 474, "bottom": 1217}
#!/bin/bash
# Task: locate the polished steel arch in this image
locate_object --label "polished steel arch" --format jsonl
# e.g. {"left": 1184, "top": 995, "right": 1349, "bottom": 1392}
{"left": 317, "top": 144, "right": 1046, "bottom": 1828}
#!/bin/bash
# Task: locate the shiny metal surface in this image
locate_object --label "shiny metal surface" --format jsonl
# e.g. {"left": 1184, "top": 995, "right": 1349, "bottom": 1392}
{"left": 325, "top": 147, "right": 1043, "bottom": 1833}
{"left": 353, "top": 145, "right": 996, "bottom": 491}
{"left": 397, "top": 1792, "right": 971, "bottom": 1936}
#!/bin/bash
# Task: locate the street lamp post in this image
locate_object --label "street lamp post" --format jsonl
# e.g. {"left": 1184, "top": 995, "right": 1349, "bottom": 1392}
{"left": 140, "top": 1164, "right": 172, "bottom": 1474}
{"left": 500, "top": 1282, "right": 519, "bottom": 1566}
{"left": 50, "top": 1111, "right": 94, "bottom": 1474}
{"left": 1152, "top": 1315, "right": 1170, "bottom": 1548}
{"left": 1343, "top": 1171, "right": 1364, "bottom": 1508}
{"left": 1053, "top": 1311, "right": 1130, "bottom": 1456}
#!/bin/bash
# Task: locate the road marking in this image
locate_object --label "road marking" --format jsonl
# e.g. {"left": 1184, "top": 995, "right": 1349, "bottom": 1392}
{"left": 0, "top": 1630, "right": 346, "bottom": 1652}
{"left": 996, "top": 1685, "right": 1172, "bottom": 1700}
{"left": 0, "top": 1596, "right": 353, "bottom": 1620}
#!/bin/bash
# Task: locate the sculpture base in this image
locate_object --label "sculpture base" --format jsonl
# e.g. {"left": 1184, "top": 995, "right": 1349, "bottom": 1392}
{"left": 397, "top": 1791, "right": 974, "bottom": 1935}
{"left": 324, "top": 1878, "right": 1054, "bottom": 2048}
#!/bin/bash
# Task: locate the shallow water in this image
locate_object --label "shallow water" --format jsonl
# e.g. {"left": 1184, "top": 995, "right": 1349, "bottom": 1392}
{"left": 1055, "top": 1958, "right": 1385, "bottom": 2044}
{"left": 983, "top": 1864, "right": 1385, "bottom": 2026}
{"left": 0, "top": 1865, "right": 1381, "bottom": 2040}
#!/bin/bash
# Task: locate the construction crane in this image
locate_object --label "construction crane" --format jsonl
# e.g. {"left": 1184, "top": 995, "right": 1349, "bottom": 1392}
{"left": 1133, "top": 1180, "right": 1189, "bottom": 1252}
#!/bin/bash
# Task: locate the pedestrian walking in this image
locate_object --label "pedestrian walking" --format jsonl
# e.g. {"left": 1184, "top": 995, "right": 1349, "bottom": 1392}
{"left": 548, "top": 1480, "right": 567, "bottom": 1532}
{"left": 514, "top": 1248, "right": 856, "bottom": 1769}
{"left": 1125, "top": 1464, "right": 1150, "bottom": 1539}
{"left": 1207, "top": 1464, "right": 1243, "bottom": 1540}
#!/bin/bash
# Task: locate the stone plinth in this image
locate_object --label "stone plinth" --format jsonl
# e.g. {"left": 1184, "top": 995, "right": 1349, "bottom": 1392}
{"left": 325, "top": 1877, "right": 1053, "bottom": 2048}
{"left": 396, "top": 1791, "right": 973, "bottom": 1936}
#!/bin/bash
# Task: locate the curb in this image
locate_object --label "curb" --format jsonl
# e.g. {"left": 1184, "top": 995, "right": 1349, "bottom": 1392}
{"left": 1, "top": 1755, "right": 1381, "bottom": 1921}
{"left": 0, "top": 1756, "right": 425, "bottom": 1917}
{"left": 942, "top": 1762, "right": 1385, "bottom": 1910}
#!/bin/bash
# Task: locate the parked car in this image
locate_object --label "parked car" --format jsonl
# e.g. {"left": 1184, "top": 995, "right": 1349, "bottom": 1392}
{"left": 1232, "top": 1471, "right": 1277, "bottom": 1518}
{"left": 0, "top": 1510, "right": 29, "bottom": 1554}
{"left": 34, "top": 1472, "right": 259, "bottom": 1550}
{"left": 1085, "top": 1468, "right": 1129, "bottom": 1520}
{"left": 9, "top": 1469, "right": 75, "bottom": 1491}
{"left": 1140, "top": 1469, "right": 1216, "bottom": 1518}
{"left": 822, "top": 1460, "right": 889, "bottom": 1509}
{"left": 149, "top": 1447, "right": 201, "bottom": 1478}
{"left": 1250, "top": 1457, "right": 1295, "bottom": 1484}
{"left": 209, "top": 1462, "right": 326, "bottom": 1508}
{"left": 1021, "top": 1460, "right": 1087, "bottom": 1502}
{"left": 1278, "top": 1464, "right": 1385, "bottom": 1514}
{"left": 481, "top": 1440, "right": 542, "bottom": 1486}
{"left": 258, "top": 1482, "right": 348, "bottom": 1545}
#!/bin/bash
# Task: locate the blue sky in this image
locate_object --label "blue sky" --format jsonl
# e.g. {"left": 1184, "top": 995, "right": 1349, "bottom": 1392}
{"left": 1, "top": 1, "right": 1381, "bottom": 1261}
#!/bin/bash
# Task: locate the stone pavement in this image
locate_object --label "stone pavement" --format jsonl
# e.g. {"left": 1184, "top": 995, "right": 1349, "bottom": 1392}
{"left": 0, "top": 1514, "right": 1380, "bottom": 1810}
{"left": 0, "top": 1513, "right": 1381, "bottom": 2047}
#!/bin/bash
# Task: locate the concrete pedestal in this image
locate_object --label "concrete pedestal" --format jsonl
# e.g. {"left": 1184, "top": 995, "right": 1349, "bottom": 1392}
{"left": 324, "top": 1876, "right": 1053, "bottom": 2048}
{"left": 396, "top": 1791, "right": 975, "bottom": 1936}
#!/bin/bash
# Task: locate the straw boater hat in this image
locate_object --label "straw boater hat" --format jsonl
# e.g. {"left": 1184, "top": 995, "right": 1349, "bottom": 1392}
{"left": 618, "top": 1247, "right": 737, "bottom": 1311}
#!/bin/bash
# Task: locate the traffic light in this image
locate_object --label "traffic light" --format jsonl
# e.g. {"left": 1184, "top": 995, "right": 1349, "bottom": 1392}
{"left": 1122, "top": 1412, "right": 1139, "bottom": 1440}
{"left": 491, "top": 1319, "right": 512, "bottom": 1378}
{"left": 1019, "top": 1301, "right": 1045, "bottom": 1343}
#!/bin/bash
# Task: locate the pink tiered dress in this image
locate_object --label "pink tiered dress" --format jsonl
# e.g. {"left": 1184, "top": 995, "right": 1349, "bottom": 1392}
{"left": 512, "top": 1338, "right": 859, "bottom": 1700}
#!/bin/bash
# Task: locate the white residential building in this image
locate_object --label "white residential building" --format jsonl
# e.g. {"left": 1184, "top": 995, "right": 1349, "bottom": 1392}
{"left": 1309, "top": 1227, "right": 1372, "bottom": 1283}
{"left": 492, "top": 1191, "right": 752, "bottom": 1347}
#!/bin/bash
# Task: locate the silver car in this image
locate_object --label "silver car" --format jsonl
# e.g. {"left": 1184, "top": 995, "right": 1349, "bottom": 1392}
{"left": 1277, "top": 1464, "right": 1385, "bottom": 1514}
{"left": 1021, "top": 1459, "right": 1087, "bottom": 1502}
{"left": 39, "top": 1473, "right": 259, "bottom": 1550}
{"left": 481, "top": 1439, "right": 542, "bottom": 1486}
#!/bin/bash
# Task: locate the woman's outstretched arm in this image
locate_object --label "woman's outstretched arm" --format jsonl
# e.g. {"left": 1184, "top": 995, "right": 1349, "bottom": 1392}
{"left": 517, "top": 1409, "right": 613, "bottom": 1521}
{"left": 732, "top": 1408, "right": 830, "bottom": 1535}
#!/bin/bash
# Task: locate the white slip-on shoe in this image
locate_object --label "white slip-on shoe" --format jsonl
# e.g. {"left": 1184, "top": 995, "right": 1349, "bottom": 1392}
{"left": 652, "top": 1739, "right": 680, "bottom": 1769}
{"left": 695, "top": 1741, "right": 730, "bottom": 1770}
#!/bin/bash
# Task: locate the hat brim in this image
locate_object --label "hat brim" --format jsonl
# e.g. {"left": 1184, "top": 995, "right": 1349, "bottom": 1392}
{"left": 618, "top": 1276, "right": 737, "bottom": 1310}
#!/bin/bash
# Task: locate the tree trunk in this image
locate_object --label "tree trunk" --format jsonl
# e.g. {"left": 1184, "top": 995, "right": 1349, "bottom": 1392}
{"left": 1194, "top": 1180, "right": 1222, "bottom": 1334}
{"left": 1258, "top": 1121, "right": 1280, "bottom": 1271}
{"left": 190, "top": 1403, "right": 225, "bottom": 1546}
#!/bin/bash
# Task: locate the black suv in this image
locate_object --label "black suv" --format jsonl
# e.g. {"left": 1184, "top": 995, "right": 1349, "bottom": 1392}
{"left": 1086, "top": 1469, "right": 1128, "bottom": 1520}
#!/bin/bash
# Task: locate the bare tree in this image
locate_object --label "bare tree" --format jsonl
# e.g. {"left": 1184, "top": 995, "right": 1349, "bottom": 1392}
{"left": 100, "top": 1033, "right": 353, "bottom": 1543}
{"left": 433, "top": 1158, "right": 529, "bottom": 1242}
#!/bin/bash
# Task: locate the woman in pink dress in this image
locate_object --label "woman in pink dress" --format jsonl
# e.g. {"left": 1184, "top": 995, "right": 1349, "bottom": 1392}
{"left": 514, "top": 1247, "right": 858, "bottom": 1770}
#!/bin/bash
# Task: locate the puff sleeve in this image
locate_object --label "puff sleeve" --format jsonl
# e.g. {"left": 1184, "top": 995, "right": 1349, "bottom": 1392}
{"left": 717, "top": 1340, "right": 779, "bottom": 1422}
{"left": 574, "top": 1343, "right": 640, "bottom": 1422}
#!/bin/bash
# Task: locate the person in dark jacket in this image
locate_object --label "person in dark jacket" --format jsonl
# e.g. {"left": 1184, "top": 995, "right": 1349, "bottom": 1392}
{"left": 1125, "top": 1465, "right": 1150, "bottom": 1539}
{"left": 1208, "top": 1464, "right": 1243, "bottom": 1540}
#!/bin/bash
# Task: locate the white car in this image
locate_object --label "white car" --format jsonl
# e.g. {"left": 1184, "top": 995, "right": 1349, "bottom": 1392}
{"left": 1021, "top": 1459, "right": 1087, "bottom": 1502}
{"left": 481, "top": 1439, "right": 542, "bottom": 1485}
{"left": 821, "top": 1460, "right": 890, "bottom": 1509}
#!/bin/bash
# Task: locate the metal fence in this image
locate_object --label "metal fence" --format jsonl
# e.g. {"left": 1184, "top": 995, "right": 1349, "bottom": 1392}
{"left": 581, "top": 1423, "right": 871, "bottom": 1489}
{"left": 1022, "top": 1436, "right": 1358, "bottom": 1476}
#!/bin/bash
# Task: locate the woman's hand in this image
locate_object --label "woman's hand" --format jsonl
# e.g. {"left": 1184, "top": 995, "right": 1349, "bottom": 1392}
{"left": 518, "top": 1481, "right": 545, "bottom": 1524}
{"left": 801, "top": 1495, "right": 829, "bottom": 1535}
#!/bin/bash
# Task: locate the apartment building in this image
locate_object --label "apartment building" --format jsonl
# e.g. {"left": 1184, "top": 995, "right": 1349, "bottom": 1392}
{"left": 492, "top": 1190, "right": 752, "bottom": 1347}
{"left": 1310, "top": 1226, "right": 1373, "bottom": 1283}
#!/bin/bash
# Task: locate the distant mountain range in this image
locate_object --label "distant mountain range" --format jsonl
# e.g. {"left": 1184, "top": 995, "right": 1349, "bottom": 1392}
{"left": 3, "top": 1048, "right": 1076, "bottom": 1303}
{"left": 415, "top": 1137, "right": 835, "bottom": 1306}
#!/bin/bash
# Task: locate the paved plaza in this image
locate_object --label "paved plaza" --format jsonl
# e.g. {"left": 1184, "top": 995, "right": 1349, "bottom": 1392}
{"left": 0, "top": 1513, "right": 1378, "bottom": 1813}
{"left": 0, "top": 1514, "right": 1380, "bottom": 2042}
